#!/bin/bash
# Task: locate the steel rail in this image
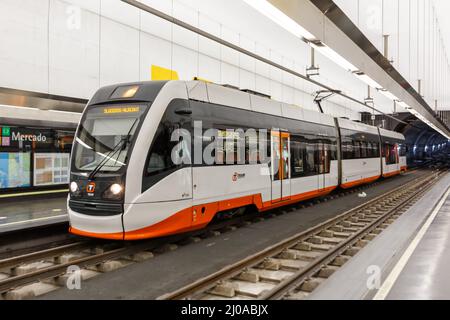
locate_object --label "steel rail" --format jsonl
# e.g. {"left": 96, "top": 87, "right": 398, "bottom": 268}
{"left": 0, "top": 242, "right": 91, "bottom": 271}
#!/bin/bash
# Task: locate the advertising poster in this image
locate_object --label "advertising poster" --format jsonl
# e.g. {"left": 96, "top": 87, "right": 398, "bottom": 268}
{"left": 0, "top": 152, "right": 31, "bottom": 188}
{"left": 33, "top": 153, "right": 70, "bottom": 186}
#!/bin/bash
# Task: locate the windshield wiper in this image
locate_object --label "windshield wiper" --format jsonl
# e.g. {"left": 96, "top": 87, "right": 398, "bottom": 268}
{"left": 88, "top": 118, "right": 139, "bottom": 180}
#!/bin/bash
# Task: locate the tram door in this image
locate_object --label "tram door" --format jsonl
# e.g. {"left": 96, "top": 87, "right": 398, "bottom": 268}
{"left": 271, "top": 130, "right": 291, "bottom": 203}
{"left": 317, "top": 141, "right": 329, "bottom": 192}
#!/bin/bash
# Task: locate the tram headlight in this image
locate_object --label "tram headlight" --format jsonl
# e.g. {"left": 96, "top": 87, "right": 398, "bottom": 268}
{"left": 70, "top": 181, "right": 78, "bottom": 193}
{"left": 103, "top": 183, "right": 124, "bottom": 200}
{"left": 110, "top": 183, "right": 123, "bottom": 195}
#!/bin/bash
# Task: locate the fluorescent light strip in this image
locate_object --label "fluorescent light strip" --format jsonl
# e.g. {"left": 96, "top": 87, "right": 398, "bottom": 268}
{"left": 353, "top": 72, "right": 383, "bottom": 89}
{"left": 49, "top": 109, "right": 81, "bottom": 115}
{"left": 378, "top": 90, "right": 398, "bottom": 101}
{"left": 310, "top": 42, "right": 358, "bottom": 72}
{"left": 0, "top": 104, "right": 39, "bottom": 111}
{"left": 243, "top": 0, "right": 316, "bottom": 40}
{"left": 243, "top": 0, "right": 359, "bottom": 73}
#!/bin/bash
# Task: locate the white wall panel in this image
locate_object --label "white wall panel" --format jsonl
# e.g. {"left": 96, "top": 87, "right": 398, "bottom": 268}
{"left": 173, "top": 2, "right": 198, "bottom": 52}
{"left": 220, "top": 25, "right": 239, "bottom": 67}
{"left": 0, "top": 0, "right": 49, "bottom": 92}
{"left": 198, "top": 53, "right": 220, "bottom": 83}
{"left": 239, "top": 35, "right": 255, "bottom": 73}
{"left": 139, "top": 32, "right": 171, "bottom": 80}
{"left": 66, "top": 0, "right": 100, "bottom": 13}
{"left": 255, "top": 74, "right": 270, "bottom": 96}
{"left": 99, "top": 17, "right": 139, "bottom": 86}
{"left": 254, "top": 42, "right": 270, "bottom": 78}
{"left": 172, "top": 44, "right": 198, "bottom": 81}
{"left": 49, "top": 0, "right": 99, "bottom": 98}
{"left": 198, "top": 14, "right": 221, "bottom": 60}
{"left": 139, "top": 0, "right": 172, "bottom": 42}
{"left": 221, "top": 62, "right": 239, "bottom": 87}
{"left": 100, "top": 0, "right": 140, "bottom": 29}
{"left": 239, "top": 69, "right": 255, "bottom": 91}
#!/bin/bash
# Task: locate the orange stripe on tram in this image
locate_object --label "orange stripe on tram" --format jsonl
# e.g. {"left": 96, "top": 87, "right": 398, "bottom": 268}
{"left": 70, "top": 186, "right": 338, "bottom": 240}
{"left": 340, "top": 175, "right": 381, "bottom": 189}
{"left": 382, "top": 170, "right": 401, "bottom": 178}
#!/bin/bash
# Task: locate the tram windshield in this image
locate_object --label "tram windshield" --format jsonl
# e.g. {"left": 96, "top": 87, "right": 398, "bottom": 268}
{"left": 72, "top": 104, "right": 148, "bottom": 172}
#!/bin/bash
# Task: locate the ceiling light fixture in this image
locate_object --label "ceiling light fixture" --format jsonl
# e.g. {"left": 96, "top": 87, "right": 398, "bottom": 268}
{"left": 378, "top": 89, "right": 398, "bottom": 101}
{"left": 310, "top": 41, "right": 358, "bottom": 72}
{"left": 243, "top": 0, "right": 316, "bottom": 41}
{"left": 353, "top": 71, "right": 383, "bottom": 89}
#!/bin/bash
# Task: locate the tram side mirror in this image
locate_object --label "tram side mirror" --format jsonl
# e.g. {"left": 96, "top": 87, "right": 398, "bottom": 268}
{"left": 174, "top": 108, "right": 192, "bottom": 115}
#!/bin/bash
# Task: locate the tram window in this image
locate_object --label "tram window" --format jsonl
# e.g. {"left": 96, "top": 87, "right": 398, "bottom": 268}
{"left": 246, "top": 135, "right": 259, "bottom": 164}
{"left": 342, "top": 139, "right": 353, "bottom": 159}
{"left": 360, "top": 141, "right": 368, "bottom": 158}
{"left": 353, "top": 141, "right": 361, "bottom": 158}
{"left": 305, "top": 142, "right": 316, "bottom": 175}
{"left": 215, "top": 130, "right": 244, "bottom": 165}
{"left": 366, "top": 142, "right": 372, "bottom": 157}
{"left": 290, "top": 135, "right": 317, "bottom": 177}
{"left": 398, "top": 144, "right": 407, "bottom": 157}
{"left": 323, "top": 143, "right": 331, "bottom": 174}
{"left": 146, "top": 125, "right": 177, "bottom": 175}
{"left": 290, "top": 138, "right": 305, "bottom": 177}
{"left": 384, "top": 143, "right": 398, "bottom": 165}
{"left": 373, "top": 142, "right": 380, "bottom": 157}
{"left": 329, "top": 139, "right": 338, "bottom": 160}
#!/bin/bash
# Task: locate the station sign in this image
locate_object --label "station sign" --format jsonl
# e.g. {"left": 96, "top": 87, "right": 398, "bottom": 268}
{"left": 0, "top": 126, "right": 52, "bottom": 149}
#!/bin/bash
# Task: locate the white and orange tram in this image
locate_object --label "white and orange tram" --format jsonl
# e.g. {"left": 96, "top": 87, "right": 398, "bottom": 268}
{"left": 68, "top": 80, "right": 406, "bottom": 240}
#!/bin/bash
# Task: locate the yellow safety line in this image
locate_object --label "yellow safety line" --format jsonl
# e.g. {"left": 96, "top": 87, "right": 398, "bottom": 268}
{"left": 0, "top": 189, "right": 68, "bottom": 199}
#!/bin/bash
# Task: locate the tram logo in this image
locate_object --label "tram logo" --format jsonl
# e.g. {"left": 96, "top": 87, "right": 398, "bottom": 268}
{"left": 232, "top": 172, "right": 245, "bottom": 181}
{"left": 86, "top": 182, "right": 96, "bottom": 193}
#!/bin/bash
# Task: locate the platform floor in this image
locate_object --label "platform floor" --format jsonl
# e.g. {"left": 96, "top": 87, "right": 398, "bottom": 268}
{"left": 306, "top": 171, "right": 450, "bottom": 300}
{"left": 384, "top": 189, "right": 450, "bottom": 299}
{"left": 39, "top": 170, "right": 426, "bottom": 300}
{"left": 0, "top": 195, "right": 68, "bottom": 233}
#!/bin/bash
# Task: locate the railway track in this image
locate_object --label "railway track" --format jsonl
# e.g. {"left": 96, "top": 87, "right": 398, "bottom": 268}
{"left": 159, "top": 169, "right": 445, "bottom": 300}
{"left": 0, "top": 169, "right": 431, "bottom": 300}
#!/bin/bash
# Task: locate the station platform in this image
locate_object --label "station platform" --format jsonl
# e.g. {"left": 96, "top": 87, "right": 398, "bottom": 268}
{"left": 381, "top": 187, "right": 450, "bottom": 299}
{"left": 308, "top": 171, "right": 450, "bottom": 300}
{"left": 0, "top": 191, "right": 68, "bottom": 234}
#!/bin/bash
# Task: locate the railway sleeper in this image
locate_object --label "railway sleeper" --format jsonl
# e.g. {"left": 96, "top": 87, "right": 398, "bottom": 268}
{"left": 329, "top": 225, "right": 344, "bottom": 233}
{"left": 54, "top": 252, "right": 88, "bottom": 264}
{"left": 316, "top": 265, "right": 340, "bottom": 278}
{"left": 257, "top": 258, "right": 280, "bottom": 271}
{"left": 356, "top": 239, "right": 371, "bottom": 247}
{"left": 251, "top": 268, "right": 293, "bottom": 283}
{"left": 11, "top": 261, "right": 55, "bottom": 276}
{"left": 321, "top": 237, "right": 344, "bottom": 245}
{"left": 299, "top": 278, "right": 325, "bottom": 292}
{"left": 330, "top": 255, "right": 350, "bottom": 266}
{"left": 234, "top": 269, "right": 260, "bottom": 283}
{"left": 208, "top": 281, "right": 238, "bottom": 298}
{"left": 332, "top": 231, "right": 352, "bottom": 239}
{"left": 363, "top": 234, "right": 378, "bottom": 241}
{"left": 271, "top": 258, "right": 310, "bottom": 270}
{"left": 343, "top": 246, "right": 362, "bottom": 257}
